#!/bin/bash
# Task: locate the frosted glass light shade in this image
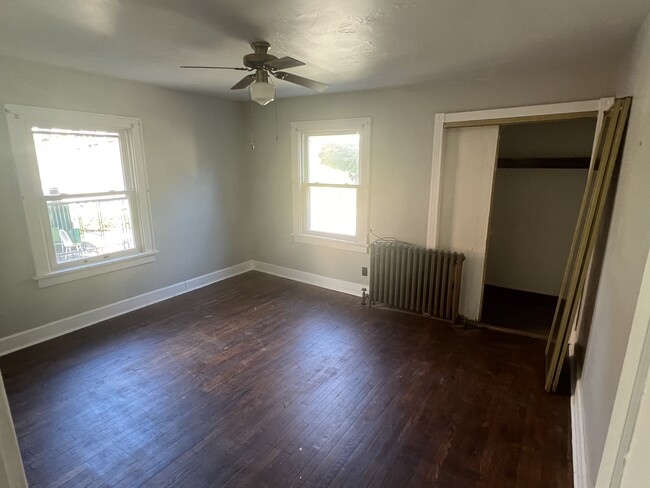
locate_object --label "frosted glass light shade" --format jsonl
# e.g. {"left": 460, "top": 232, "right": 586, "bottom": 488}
{"left": 250, "top": 81, "right": 275, "bottom": 106}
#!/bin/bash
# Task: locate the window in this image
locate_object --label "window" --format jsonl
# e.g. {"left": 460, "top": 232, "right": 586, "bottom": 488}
{"left": 291, "top": 118, "right": 371, "bottom": 252}
{"left": 5, "top": 105, "right": 156, "bottom": 287}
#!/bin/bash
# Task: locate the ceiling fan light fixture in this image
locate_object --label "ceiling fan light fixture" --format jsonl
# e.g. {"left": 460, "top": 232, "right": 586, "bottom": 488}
{"left": 250, "top": 81, "right": 275, "bottom": 106}
{"left": 250, "top": 70, "right": 275, "bottom": 106}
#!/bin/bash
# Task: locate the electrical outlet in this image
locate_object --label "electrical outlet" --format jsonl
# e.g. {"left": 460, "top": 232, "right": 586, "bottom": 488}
{"left": 361, "top": 266, "right": 368, "bottom": 277}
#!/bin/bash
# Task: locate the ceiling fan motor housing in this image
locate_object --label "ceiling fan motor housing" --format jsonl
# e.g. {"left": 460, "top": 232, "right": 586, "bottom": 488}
{"left": 243, "top": 41, "right": 277, "bottom": 70}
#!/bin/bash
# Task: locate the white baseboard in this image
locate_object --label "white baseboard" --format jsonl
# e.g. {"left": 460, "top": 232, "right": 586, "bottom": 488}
{"left": 571, "top": 347, "right": 588, "bottom": 488}
{"left": 0, "top": 261, "right": 253, "bottom": 357}
{"left": 252, "top": 260, "right": 366, "bottom": 297}
{"left": 0, "top": 260, "right": 365, "bottom": 357}
{"left": 185, "top": 261, "right": 253, "bottom": 292}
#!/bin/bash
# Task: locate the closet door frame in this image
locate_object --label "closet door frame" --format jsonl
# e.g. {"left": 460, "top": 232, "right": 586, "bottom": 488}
{"left": 427, "top": 98, "right": 614, "bottom": 249}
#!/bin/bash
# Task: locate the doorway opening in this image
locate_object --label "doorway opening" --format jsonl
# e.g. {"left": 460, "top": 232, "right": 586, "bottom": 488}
{"left": 480, "top": 118, "right": 597, "bottom": 339}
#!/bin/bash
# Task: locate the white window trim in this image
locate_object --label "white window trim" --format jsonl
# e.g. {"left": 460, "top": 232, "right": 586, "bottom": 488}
{"left": 291, "top": 117, "right": 371, "bottom": 253}
{"left": 4, "top": 104, "right": 157, "bottom": 287}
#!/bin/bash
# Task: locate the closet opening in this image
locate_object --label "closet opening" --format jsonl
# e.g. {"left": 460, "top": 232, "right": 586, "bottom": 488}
{"left": 480, "top": 118, "right": 597, "bottom": 339}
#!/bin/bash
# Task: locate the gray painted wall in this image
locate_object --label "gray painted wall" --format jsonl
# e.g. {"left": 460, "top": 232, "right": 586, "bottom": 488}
{"left": 485, "top": 168, "right": 588, "bottom": 296}
{"left": 485, "top": 119, "right": 594, "bottom": 296}
{"left": 247, "top": 67, "right": 618, "bottom": 286}
{"left": 0, "top": 55, "right": 249, "bottom": 338}
{"left": 579, "top": 12, "right": 650, "bottom": 487}
{"left": 0, "top": 56, "right": 620, "bottom": 344}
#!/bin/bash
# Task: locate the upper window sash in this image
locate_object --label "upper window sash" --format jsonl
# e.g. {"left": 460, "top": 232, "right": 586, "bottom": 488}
{"left": 300, "top": 130, "right": 362, "bottom": 186}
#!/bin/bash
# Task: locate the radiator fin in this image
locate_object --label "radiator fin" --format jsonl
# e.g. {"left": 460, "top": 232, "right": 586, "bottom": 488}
{"left": 369, "top": 242, "right": 465, "bottom": 322}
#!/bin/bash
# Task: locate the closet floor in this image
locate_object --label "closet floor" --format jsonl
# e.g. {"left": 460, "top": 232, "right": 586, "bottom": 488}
{"left": 481, "top": 285, "right": 557, "bottom": 339}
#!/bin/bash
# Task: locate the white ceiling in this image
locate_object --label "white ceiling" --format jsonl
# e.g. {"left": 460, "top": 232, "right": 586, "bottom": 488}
{"left": 1, "top": 0, "right": 648, "bottom": 101}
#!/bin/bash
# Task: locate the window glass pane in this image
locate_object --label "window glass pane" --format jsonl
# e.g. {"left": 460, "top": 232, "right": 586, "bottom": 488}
{"left": 308, "top": 187, "right": 357, "bottom": 236}
{"left": 32, "top": 129, "right": 126, "bottom": 196}
{"left": 306, "top": 134, "right": 359, "bottom": 184}
{"left": 48, "top": 196, "right": 135, "bottom": 264}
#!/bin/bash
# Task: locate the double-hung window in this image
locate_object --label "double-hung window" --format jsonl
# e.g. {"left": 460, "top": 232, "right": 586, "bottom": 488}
{"left": 5, "top": 104, "right": 156, "bottom": 287}
{"left": 291, "top": 117, "right": 371, "bottom": 252}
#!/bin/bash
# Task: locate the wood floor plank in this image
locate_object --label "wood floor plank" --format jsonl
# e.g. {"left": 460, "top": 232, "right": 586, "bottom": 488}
{"left": 0, "top": 271, "right": 572, "bottom": 487}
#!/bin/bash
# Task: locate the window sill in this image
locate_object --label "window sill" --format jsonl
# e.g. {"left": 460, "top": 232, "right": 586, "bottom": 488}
{"left": 34, "top": 251, "right": 158, "bottom": 288}
{"left": 292, "top": 233, "right": 368, "bottom": 253}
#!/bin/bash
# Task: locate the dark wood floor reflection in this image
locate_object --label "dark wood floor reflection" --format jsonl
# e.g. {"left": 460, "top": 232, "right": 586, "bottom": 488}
{"left": 1, "top": 271, "right": 572, "bottom": 487}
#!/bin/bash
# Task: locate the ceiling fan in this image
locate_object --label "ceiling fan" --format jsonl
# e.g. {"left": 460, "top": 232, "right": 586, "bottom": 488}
{"left": 181, "top": 41, "right": 328, "bottom": 106}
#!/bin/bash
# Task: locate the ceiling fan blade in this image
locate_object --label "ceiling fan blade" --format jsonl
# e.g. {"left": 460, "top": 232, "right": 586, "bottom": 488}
{"left": 230, "top": 74, "right": 256, "bottom": 90}
{"left": 180, "top": 66, "right": 249, "bottom": 71}
{"left": 272, "top": 72, "right": 328, "bottom": 93}
{"left": 266, "top": 56, "right": 305, "bottom": 70}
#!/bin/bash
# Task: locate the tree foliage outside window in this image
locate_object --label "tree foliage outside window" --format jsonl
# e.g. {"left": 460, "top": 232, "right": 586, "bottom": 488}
{"left": 318, "top": 142, "right": 359, "bottom": 181}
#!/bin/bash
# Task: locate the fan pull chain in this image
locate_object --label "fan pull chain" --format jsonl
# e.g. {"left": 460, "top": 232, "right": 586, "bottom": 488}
{"left": 248, "top": 89, "right": 255, "bottom": 150}
{"left": 274, "top": 96, "right": 279, "bottom": 142}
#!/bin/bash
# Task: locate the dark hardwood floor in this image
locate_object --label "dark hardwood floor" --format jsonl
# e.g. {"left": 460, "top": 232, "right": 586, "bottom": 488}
{"left": 0, "top": 272, "right": 572, "bottom": 487}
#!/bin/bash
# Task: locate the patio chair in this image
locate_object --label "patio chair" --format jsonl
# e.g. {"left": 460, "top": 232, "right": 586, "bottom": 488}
{"left": 59, "top": 229, "right": 82, "bottom": 259}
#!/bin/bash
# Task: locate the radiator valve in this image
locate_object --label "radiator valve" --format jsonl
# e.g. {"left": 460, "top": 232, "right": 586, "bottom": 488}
{"left": 361, "top": 288, "right": 368, "bottom": 306}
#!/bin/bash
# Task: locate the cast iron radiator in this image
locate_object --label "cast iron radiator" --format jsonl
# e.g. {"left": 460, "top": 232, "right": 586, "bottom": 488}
{"left": 369, "top": 241, "right": 465, "bottom": 322}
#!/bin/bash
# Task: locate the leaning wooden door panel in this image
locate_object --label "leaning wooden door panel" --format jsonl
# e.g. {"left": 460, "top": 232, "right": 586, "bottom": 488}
{"left": 545, "top": 98, "right": 632, "bottom": 392}
{"left": 437, "top": 125, "right": 500, "bottom": 321}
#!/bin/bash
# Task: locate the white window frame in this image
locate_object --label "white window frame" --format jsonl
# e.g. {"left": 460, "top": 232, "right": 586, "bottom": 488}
{"left": 5, "top": 104, "right": 157, "bottom": 287}
{"left": 291, "top": 117, "right": 371, "bottom": 253}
